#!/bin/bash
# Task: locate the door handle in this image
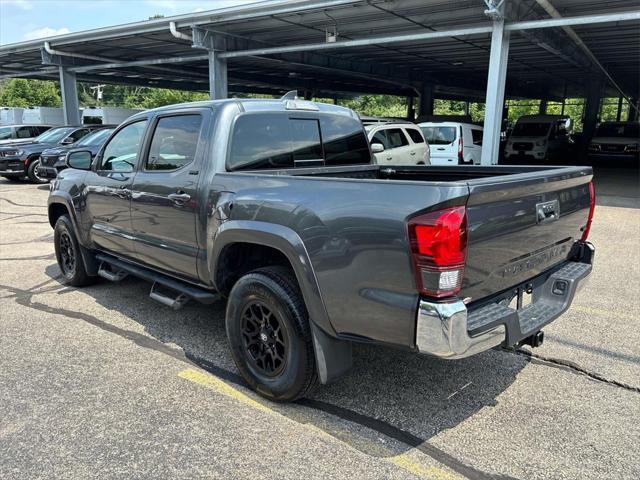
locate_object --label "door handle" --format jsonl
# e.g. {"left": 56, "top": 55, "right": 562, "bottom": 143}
{"left": 386, "top": 157, "right": 393, "bottom": 161}
{"left": 410, "top": 151, "right": 416, "bottom": 156}
{"left": 437, "top": 147, "right": 445, "bottom": 151}
{"left": 168, "top": 192, "right": 191, "bottom": 204}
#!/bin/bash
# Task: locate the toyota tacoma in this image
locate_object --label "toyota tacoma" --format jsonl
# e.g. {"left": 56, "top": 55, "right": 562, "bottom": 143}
{"left": 48, "top": 97, "right": 595, "bottom": 401}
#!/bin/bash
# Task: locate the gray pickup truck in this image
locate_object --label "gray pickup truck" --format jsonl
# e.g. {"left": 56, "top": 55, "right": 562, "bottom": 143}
{"left": 48, "top": 98, "right": 595, "bottom": 401}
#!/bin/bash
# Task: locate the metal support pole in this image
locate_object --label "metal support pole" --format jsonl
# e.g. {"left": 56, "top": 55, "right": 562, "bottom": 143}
{"left": 407, "top": 96, "right": 415, "bottom": 121}
{"left": 539, "top": 99, "right": 548, "bottom": 114}
{"left": 463, "top": 101, "right": 470, "bottom": 116}
{"left": 208, "top": 49, "right": 227, "bottom": 100}
{"left": 481, "top": 6, "right": 510, "bottom": 166}
{"left": 59, "top": 66, "right": 80, "bottom": 125}
{"left": 629, "top": 98, "right": 639, "bottom": 122}
{"left": 418, "top": 83, "right": 434, "bottom": 120}
{"left": 192, "top": 27, "right": 228, "bottom": 100}
{"left": 616, "top": 97, "right": 623, "bottom": 122}
{"left": 582, "top": 78, "right": 603, "bottom": 145}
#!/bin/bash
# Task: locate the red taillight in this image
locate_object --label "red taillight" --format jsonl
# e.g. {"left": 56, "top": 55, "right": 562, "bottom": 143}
{"left": 457, "top": 135, "right": 464, "bottom": 164}
{"left": 408, "top": 206, "right": 468, "bottom": 298}
{"left": 581, "top": 182, "right": 595, "bottom": 241}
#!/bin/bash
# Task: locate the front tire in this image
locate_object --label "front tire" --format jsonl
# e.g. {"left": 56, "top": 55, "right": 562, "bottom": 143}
{"left": 226, "top": 266, "right": 318, "bottom": 402}
{"left": 54, "top": 215, "right": 95, "bottom": 287}
{"left": 27, "top": 158, "right": 48, "bottom": 184}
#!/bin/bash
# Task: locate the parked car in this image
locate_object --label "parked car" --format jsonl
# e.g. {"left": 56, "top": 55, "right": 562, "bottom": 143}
{"left": 588, "top": 121, "right": 639, "bottom": 162}
{"left": 39, "top": 126, "right": 115, "bottom": 180}
{"left": 504, "top": 115, "right": 573, "bottom": 162}
{"left": 366, "top": 122, "right": 430, "bottom": 165}
{"left": 418, "top": 122, "right": 483, "bottom": 165}
{"left": 49, "top": 98, "right": 594, "bottom": 402}
{"left": 0, "top": 125, "right": 102, "bottom": 183}
{"left": 0, "top": 124, "right": 55, "bottom": 146}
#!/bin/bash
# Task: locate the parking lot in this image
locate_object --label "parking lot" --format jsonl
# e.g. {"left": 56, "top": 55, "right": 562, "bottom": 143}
{"left": 1, "top": 163, "right": 638, "bottom": 480}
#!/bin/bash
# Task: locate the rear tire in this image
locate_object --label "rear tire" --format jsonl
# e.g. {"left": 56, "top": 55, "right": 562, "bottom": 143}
{"left": 226, "top": 266, "right": 318, "bottom": 402}
{"left": 54, "top": 215, "right": 95, "bottom": 287}
{"left": 27, "top": 158, "right": 48, "bottom": 184}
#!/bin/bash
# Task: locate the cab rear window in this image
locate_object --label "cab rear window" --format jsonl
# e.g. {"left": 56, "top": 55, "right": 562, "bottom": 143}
{"left": 228, "top": 112, "right": 370, "bottom": 171}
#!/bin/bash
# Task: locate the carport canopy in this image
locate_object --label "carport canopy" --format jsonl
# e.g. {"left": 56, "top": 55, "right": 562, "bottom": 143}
{"left": 1, "top": 0, "right": 639, "bottom": 165}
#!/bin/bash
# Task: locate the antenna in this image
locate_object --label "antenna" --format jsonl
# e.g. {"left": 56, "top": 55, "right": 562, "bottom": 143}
{"left": 281, "top": 90, "right": 298, "bottom": 100}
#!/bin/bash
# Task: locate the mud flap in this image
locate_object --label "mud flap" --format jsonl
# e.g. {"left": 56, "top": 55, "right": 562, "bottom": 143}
{"left": 310, "top": 322, "right": 352, "bottom": 384}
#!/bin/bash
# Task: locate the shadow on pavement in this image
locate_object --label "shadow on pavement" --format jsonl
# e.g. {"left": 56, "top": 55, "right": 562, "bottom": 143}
{"left": 38, "top": 262, "right": 523, "bottom": 479}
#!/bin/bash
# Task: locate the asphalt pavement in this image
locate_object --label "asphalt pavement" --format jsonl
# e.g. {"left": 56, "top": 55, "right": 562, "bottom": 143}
{"left": 0, "top": 168, "right": 638, "bottom": 480}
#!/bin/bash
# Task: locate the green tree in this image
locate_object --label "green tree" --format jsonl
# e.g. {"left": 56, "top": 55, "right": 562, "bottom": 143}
{"left": 141, "top": 88, "right": 209, "bottom": 109}
{"left": 0, "top": 78, "right": 61, "bottom": 107}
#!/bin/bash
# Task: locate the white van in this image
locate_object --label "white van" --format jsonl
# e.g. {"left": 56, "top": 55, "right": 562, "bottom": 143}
{"left": 505, "top": 115, "right": 572, "bottom": 162}
{"left": 418, "top": 122, "right": 483, "bottom": 165}
{"left": 365, "top": 122, "right": 430, "bottom": 165}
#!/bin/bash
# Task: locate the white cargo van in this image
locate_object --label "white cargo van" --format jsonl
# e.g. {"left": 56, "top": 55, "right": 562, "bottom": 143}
{"left": 504, "top": 115, "right": 572, "bottom": 162}
{"left": 418, "top": 122, "right": 483, "bottom": 165}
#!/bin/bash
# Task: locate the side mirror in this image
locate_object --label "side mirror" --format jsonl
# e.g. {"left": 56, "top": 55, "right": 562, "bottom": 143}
{"left": 371, "top": 142, "right": 385, "bottom": 153}
{"left": 61, "top": 137, "right": 75, "bottom": 145}
{"left": 66, "top": 150, "right": 93, "bottom": 170}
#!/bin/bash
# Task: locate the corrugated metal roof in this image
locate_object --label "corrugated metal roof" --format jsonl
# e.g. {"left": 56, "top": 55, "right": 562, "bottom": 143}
{"left": 0, "top": 0, "right": 638, "bottom": 100}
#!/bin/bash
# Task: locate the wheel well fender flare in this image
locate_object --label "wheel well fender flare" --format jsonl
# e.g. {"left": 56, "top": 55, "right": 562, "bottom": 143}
{"left": 211, "top": 220, "right": 335, "bottom": 337}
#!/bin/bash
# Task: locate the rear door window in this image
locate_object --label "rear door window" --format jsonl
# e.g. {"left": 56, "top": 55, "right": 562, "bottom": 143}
{"left": 386, "top": 128, "right": 409, "bottom": 149}
{"left": 146, "top": 114, "right": 202, "bottom": 171}
{"left": 405, "top": 127, "right": 425, "bottom": 143}
{"left": 471, "top": 129, "right": 483, "bottom": 145}
{"left": 16, "top": 126, "right": 32, "bottom": 138}
{"left": 421, "top": 126, "right": 457, "bottom": 145}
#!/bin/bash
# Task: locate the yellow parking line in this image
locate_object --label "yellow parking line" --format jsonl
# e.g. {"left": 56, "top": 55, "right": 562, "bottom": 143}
{"left": 178, "top": 368, "right": 461, "bottom": 480}
{"left": 178, "top": 368, "right": 272, "bottom": 414}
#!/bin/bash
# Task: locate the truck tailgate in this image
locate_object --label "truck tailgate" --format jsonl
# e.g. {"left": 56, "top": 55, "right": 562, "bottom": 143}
{"left": 462, "top": 166, "right": 593, "bottom": 303}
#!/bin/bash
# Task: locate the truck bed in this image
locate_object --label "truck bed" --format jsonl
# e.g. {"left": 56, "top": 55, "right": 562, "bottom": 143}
{"left": 218, "top": 164, "right": 592, "bottom": 348}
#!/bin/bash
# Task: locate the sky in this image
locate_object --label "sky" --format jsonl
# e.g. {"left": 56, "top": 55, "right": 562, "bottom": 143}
{"left": 0, "top": 0, "right": 259, "bottom": 45}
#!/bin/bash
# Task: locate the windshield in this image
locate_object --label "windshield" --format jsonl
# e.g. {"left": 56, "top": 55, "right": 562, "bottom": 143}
{"left": 77, "top": 128, "right": 114, "bottom": 146}
{"left": 35, "top": 127, "right": 74, "bottom": 143}
{"left": 595, "top": 123, "right": 639, "bottom": 139}
{"left": 420, "top": 126, "right": 457, "bottom": 145}
{"left": 0, "top": 127, "right": 12, "bottom": 140}
{"left": 512, "top": 122, "right": 551, "bottom": 137}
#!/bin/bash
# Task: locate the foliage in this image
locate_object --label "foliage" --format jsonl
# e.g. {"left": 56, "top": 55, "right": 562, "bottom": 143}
{"left": 140, "top": 88, "right": 209, "bottom": 109}
{"left": 0, "top": 78, "right": 61, "bottom": 107}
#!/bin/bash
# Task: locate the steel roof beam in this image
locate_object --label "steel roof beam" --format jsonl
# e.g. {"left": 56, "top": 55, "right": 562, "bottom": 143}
{"left": 218, "top": 10, "right": 640, "bottom": 59}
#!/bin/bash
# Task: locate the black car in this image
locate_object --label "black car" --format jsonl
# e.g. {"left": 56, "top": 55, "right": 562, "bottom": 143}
{"left": 39, "top": 127, "right": 115, "bottom": 180}
{"left": 0, "top": 125, "right": 104, "bottom": 183}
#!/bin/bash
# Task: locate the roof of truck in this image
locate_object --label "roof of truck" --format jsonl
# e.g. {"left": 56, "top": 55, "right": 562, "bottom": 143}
{"left": 135, "top": 98, "right": 359, "bottom": 120}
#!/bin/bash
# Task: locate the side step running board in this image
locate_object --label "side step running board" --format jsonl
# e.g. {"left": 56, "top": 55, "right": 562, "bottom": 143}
{"left": 95, "top": 253, "right": 221, "bottom": 306}
{"left": 149, "top": 282, "right": 190, "bottom": 310}
{"left": 97, "top": 262, "right": 128, "bottom": 282}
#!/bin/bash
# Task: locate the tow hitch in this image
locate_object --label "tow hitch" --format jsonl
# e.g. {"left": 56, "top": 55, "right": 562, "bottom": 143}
{"left": 520, "top": 330, "right": 544, "bottom": 348}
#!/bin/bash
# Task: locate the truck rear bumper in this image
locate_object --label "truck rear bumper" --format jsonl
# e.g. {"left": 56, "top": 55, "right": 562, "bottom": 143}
{"left": 415, "top": 242, "right": 594, "bottom": 359}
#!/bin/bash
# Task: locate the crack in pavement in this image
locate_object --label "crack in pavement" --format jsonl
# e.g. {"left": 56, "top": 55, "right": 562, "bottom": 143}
{"left": 508, "top": 348, "right": 640, "bottom": 394}
{"left": 1, "top": 280, "right": 515, "bottom": 480}
{"left": 0, "top": 197, "right": 45, "bottom": 208}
